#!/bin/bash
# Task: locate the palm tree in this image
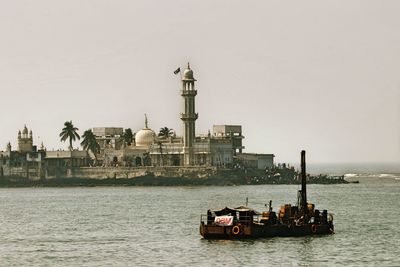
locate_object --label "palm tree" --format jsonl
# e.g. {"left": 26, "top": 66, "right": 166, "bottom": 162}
{"left": 59, "top": 121, "right": 80, "bottom": 150}
{"left": 158, "top": 127, "right": 173, "bottom": 138}
{"left": 81, "top": 129, "right": 100, "bottom": 160}
{"left": 122, "top": 128, "right": 134, "bottom": 145}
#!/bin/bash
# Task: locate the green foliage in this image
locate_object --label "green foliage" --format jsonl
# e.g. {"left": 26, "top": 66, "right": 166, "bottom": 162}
{"left": 59, "top": 121, "right": 80, "bottom": 150}
{"left": 158, "top": 127, "right": 173, "bottom": 138}
{"left": 81, "top": 129, "right": 100, "bottom": 158}
{"left": 122, "top": 128, "right": 134, "bottom": 145}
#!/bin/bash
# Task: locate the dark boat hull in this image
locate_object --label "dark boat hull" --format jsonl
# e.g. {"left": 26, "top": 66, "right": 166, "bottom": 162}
{"left": 200, "top": 222, "right": 334, "bottom": 239}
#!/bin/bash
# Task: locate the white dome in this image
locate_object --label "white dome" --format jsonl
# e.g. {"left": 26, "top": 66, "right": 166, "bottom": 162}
{"left": 135, "top": 128, "right": 156, "bottom": 147}
{"left": 182, "top": 62, "right": 196, "bottom": 81}
{"left": 183, "top": 68, "right": 193, "bottom": 79}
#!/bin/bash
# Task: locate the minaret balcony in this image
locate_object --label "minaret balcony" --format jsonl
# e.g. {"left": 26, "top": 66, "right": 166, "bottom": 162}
{"left": 181, "top": 90, "right": 197, "bottom": 96}
{"left": 180, "top": 113, "right": 198, "bottom": 120}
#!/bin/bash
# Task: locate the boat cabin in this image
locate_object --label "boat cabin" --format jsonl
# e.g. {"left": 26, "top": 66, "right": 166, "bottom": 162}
{"left": 205, "top": 206, "right": 260, "bottom": 227}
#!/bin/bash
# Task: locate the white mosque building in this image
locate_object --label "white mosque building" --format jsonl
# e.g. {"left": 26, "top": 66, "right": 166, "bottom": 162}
{"left": 1, "top": 64, "right": 274, "bottom": 177}
{"left": 96, "top": 63, "right": 247, "bottom": 167}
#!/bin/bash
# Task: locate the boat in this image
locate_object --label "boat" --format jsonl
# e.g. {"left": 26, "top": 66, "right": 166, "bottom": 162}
{"left": 199, "top": 150, "right": 334, "bottom": 239}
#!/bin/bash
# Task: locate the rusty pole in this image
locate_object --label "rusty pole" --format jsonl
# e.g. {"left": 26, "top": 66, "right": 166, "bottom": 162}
{"left": 301, "top": 150, "right": 307, "bottom": 214}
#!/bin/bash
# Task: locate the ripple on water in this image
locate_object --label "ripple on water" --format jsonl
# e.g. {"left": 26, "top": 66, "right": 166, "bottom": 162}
{"left": 0, "top": 184, "right": 399, "bottom": 266}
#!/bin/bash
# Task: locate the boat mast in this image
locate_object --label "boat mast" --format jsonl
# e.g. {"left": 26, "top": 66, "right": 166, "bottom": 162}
{"left": 301, "top": 150, "right": 307, "bottom": 215}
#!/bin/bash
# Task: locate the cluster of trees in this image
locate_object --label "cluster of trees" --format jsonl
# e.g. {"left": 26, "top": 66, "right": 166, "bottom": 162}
{"left": 59, "top": 121, "right": 174, "bottom": 160}
{"left": 59, "top": 121, "right": 100, "bottom": 159}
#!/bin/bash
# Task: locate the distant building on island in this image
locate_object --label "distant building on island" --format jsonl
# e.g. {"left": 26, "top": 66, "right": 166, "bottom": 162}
{"left": 0, "top": 63, "right": 274, "bottom": 179}
{"left": 94, "top": 64, "right": 273, "bottom": 169}
{"left": 18, "top": 125, "right": 34, "bottom": 153}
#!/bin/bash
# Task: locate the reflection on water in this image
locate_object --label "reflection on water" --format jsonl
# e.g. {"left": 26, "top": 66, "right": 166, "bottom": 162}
{"left": 0, "top": 178, "right": 399, "bottom": 266}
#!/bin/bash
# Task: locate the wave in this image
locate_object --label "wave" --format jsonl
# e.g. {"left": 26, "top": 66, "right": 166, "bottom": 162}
{"left": 379, "top": 174, "right": 397, "bottom": 178}
{"left": 344, "top": 173, "right": 400, "bottom": 180}
{"left": 344, "top": 173, "right": 358, "bottom": 178}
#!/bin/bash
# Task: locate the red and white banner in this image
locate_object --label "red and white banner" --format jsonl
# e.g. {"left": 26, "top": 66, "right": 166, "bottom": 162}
{"left": 214, "top": 216, "right": 233, "bottom": 226}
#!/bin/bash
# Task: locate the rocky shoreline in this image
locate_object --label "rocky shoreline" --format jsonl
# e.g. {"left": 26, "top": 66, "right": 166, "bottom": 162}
{"left": 0, "top": 172, "right": 348, "bottom": 187}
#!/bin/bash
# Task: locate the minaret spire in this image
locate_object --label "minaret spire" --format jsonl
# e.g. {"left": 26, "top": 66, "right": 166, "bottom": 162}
{"left": 144, "top": 113, "right": 148, "bottom": 128}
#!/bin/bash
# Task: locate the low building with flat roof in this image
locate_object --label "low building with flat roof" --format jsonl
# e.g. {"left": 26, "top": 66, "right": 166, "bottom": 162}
{"left": 236, "top": 153, "right": 275, "bottom": 169}
{"left": 93, "top": 127, "right": 124, "bottom": 151}
{"left": 213, "top": 125, "right": 244, "bottom": 154}
{"left": 45, "top": 150, "right": 89, "bottom": 167}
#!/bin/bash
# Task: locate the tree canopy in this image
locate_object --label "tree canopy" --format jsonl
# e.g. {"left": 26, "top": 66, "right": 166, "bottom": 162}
{"left": 59, "top": 121, "right": 80, "bottom": 150}
{"left": 122, "top": 128, "right": 134, "bottom": 145}
{"left": 81, "top": 129, "right": 100, "bottom": 159}
{"left": 158, "top": 127, "right": 173, "bottom": 138}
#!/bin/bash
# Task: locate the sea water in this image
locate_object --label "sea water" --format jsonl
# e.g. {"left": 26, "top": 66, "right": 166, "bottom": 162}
{"left": 0, "top": 175, "right": 399, "bottom": 266}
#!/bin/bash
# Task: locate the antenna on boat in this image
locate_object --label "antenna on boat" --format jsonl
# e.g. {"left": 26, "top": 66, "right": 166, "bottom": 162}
{"left": 245, "top": 197, "right": 248, "bottom": 207}
{"left": 301, "top": 150, "right": 308, "bottom": 216}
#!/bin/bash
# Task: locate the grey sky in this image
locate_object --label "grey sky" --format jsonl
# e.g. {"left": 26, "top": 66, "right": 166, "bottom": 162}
{"left": 0, "top": 0, "right": 399, "bottom": 163}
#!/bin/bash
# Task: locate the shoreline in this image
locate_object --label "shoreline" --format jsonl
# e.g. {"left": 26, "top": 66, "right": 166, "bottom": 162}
{"left": 0, "top": 175, "right": 349, "bottom": 187}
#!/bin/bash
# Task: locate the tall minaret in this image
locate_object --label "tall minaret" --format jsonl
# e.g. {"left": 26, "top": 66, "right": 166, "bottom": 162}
{"left": 180, "top": 63, "right": 198, "bottom": 166}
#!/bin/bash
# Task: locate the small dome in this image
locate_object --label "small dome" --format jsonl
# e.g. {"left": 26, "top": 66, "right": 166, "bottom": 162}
{"left": 135, "top": 128, "right": 156, "bottom": 147}
{"left": 22, "top": 125, "right": 28, "bottom": 134}
{"left": 183, "top": 62, "right": 195, "bottom": 80}
{"left": 183, "top": 69, "right": 193, "bottom": 79}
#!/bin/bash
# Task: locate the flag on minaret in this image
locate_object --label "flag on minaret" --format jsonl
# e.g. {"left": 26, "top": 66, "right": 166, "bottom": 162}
{"left": 173, "top": 67, "right": 181, "bottom": 75}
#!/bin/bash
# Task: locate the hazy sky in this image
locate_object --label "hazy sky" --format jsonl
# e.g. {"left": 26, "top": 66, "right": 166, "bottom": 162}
{"left": 0, "top": 0, "right": 399, "bottom": 163}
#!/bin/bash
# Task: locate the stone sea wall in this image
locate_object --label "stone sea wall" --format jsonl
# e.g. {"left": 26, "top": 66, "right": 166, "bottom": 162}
{"left": 0, "top": 166, "right": 242, "bottom": 187}
{"left": 52, "top": 166, "right": 219, "bottom": 180}
{"left": 0, "top": 165, "right": 348, "bottom": 186}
